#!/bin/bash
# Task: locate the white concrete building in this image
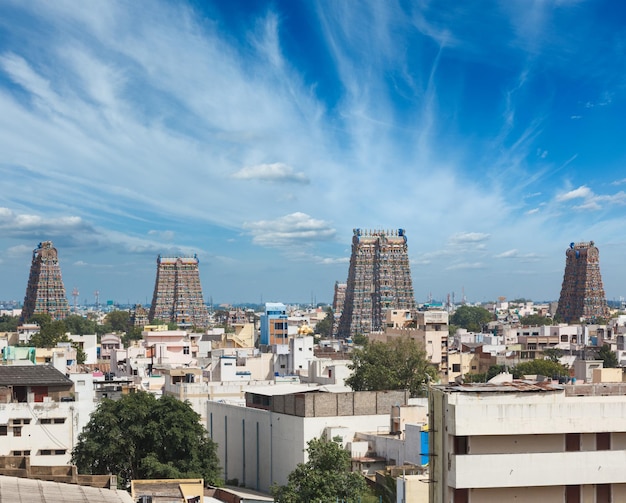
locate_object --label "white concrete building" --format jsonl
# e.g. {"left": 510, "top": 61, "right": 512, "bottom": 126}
{"left": 67, "top": 333, "right": 98, "bottom": 364}
{"left": 0, "top": 365, "right": 75, "bottom": 466}
{"left": 207, "top": 389, "right": 410, "bottom": 493}
{"left": 430, "top": 381, "right": 626, "bottom": 503}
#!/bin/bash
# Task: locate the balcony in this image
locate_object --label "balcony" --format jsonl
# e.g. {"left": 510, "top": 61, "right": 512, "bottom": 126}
{"left": 450, "top": 450, "right": 626, "bottom": 488}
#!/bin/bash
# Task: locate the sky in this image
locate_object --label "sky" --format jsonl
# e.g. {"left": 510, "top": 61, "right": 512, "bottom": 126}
{"left": 1, "top": 0, "right": 626, "bottom": 307}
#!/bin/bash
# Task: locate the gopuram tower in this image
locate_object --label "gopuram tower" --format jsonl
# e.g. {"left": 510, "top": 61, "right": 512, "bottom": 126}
{"left": 556, "top": 241, "right": 609, "bottom": 323}
{"left": 337, "top": 229, "right": 415, "bottom": 338}
{"left": 21, "top": 241, "right": 70, "bottom": 321}
{"left": 149, "top": 255, "right": 209, "bottom": 328}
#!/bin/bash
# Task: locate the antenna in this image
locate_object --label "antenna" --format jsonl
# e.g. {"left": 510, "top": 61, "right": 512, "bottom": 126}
{"left": 72, "top": 287, "right": 79, "bottom": 313}
{"left": 94, "top": 290, "right": 100, "bottom": 309}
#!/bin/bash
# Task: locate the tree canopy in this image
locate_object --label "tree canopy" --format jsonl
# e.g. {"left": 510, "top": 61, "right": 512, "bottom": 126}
{"left": 346, "top": 337, "right": 437, "bottom": 397}
{"left": 0, "top": 314, "right": 19, "bottom": 332}
{"left": 450, "top": 305, "right": 494, "bottom": 332}
{"left": 71, "top": 391, "right": 221, "bottom": 488}
{"left": 598, "top": 344, "right": 619, "bottom": 368}
{"left": 271, "top": 436, "right": 366, "bottom": 503}
{"left": 314, "top": 307, "right": 333, "bottom": 338}
{"left": 512, "top": 359, "right": 568, "bottom": 379}
{"left": 103, "top": 310, "right": 131, "bottom": 332}
{"left": 519, "top": 314, "right": 554, "bottom": 326}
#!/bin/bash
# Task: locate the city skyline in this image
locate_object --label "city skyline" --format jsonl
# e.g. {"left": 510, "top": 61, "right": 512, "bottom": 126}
{"left": 1, "top": 1, "right": 626, "bottom": 305}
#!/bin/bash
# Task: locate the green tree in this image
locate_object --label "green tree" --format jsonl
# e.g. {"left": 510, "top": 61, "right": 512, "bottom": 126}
{"left": 598, "top": 344, "right": 619, "bottom": 368}
{"left": 64, "top": 314, "right": 97, "bottom": 335}
{"left": 512, "top": 359, "right": 568, "bottom": 379}
{"left": 72, "top": 392, "right": 220, "bottom": 488}
{"left": 543, "top": 347, "right": 563, "bottom": 362}
{"left": 0, "top": 315, "right": 19, "bottom": 332}
{"left": 346, "top": 337, "right": 437, "bottom": 397}
{"left": 450, "top": 306, "right": 494, "bottom": 332}
{"left": 104, "top": 310, "right": 131, "bottom": 333}
{"left": 29, "top": 319, "right": 69, "bottom": 347}
{"left": 314, "top": 307, "right": 334, "bottom": 338}
{"left": 519, "top": 314, "right": 553, "bottom": 326}
{"left": 271, "top": 436, "right": 366, "bottom": 503}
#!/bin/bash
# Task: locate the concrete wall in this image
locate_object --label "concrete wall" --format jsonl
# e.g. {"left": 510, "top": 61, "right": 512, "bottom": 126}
{"left": 208, "top": 396, "right": 396, "bottom": 493}
{"left": 270, "top": 390, "right": 409, "bottom": 417}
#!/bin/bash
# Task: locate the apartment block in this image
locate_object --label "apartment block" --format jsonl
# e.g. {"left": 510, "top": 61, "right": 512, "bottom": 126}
{"left": 430, "top": 381, "right": 626, "bottom": 503}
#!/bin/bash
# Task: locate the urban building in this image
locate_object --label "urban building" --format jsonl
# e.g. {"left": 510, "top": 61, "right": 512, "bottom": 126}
{"left": 259, "top": 303, "right": 288, "bottom": 346}
{"left": 0, "top": 365, "right": 75, "bottom": 466}
{"left": 556, "top": 241, "right": 609, "bottom": 323}
{"left": 149, "top": 255, "right": 209, "bottom": 328}
{"left": 208, "top": 389, "right": 409, "bottom": 493}
{"left": 332, "top": 281, "right": 347, "bottom": 336}
{"left": 129, "top": 304, "right": 149, "bottom": 328}
{"left": 20, "top": 241, "right": 70, "bottom": 321}
{"left": 338, "top": 229, "right": 415, "bottom": 338}
{"left": 429, "top": 380, "right": 626, "bottom": 503}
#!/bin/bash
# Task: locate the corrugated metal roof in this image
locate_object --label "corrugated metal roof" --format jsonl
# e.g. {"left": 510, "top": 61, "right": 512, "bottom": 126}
{"left": 0, "top": 475, "right": 134, "bottom": 503}
{"left": 436, "top": 380, "right": 563, "bottom": 393}
{"left": 0, "top": 365, "right": 73, "bottom": 387}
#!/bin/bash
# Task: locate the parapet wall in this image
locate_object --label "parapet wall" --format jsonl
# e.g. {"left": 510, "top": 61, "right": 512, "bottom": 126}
{"left": 271, "top": 390, "right": 409, "bottom": 417}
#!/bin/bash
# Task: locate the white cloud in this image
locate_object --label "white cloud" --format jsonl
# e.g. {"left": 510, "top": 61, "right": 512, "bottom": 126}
{"left": 445, "top": 262, "right": 484, "bottom": 271}
{"left": 232, "top": 163, "right": 310, "bottom": 184}
{"left": 556, "top": 186, "right": 592, "bottom": 202}
{"left": 0, "top": 207, "right": 95, "bottom": 238}
{"left": 525, "top": 208, "right": 539, "bottom": 215}
{"left": 244, "top": 212, "right": 336, "bottom": 247}
{"left": 6, "top": 244, "right": 32, "bottom": 257}
{"left": 495, "top": 249, "right": 518, "bottom": 258}
{"left": 148, "top": 230, "right": 176, "bottom": 241}
{"left": 449, "top": 232, "right": 490, "bottom": 244}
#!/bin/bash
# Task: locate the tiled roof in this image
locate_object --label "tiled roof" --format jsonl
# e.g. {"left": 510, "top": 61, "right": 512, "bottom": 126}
{"left": 0, "top": 365, "right": 73, "bottom": 387}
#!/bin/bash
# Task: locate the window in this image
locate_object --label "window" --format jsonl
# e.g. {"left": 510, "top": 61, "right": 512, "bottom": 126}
{"left": 54, "top": 449, "right": 66, "bottom": 455}
{"left": 454, "top": 436, "right": 468, "bottom": 454}
{"left": 565, "top": 486, "right": 580, "bottom": 503}
{"left": 40, "top": 419, "right": 52, "bottom": 425}
{"left": 13, "top": 426, "right": 21, "bottom": 437}
{"left": 12, "top": 451, "right": 22, "bottom": 456}
{"left": 40, "top": 450, "right": 52, "bottom": 456}
{"left": 53, "top": 418, "right": 65, "bottom": 424}
{"left": 183, "top": 346, "right": 190, "bottom": 355}
{"left": 0, "top": 426, "right": 7, "bottom": 436}
{"left": 566, "top": 433, "right": 580, "bottom": 452}
{"left": 77, "top": 380, "right": 85, "bottom": 386}
{"left": 452, "top": 364, "right": 461, "bottom": 372}
{"left": 597, "top": 432, "right": 611, "bottom": 450}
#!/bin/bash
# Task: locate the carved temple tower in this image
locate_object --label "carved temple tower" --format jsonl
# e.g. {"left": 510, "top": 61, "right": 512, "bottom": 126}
{"left": 21, "top": 241, "right": 70, "bottom": 321}
{"left": 149, "top": 255, "right": 209, "bottom": 328}
{"left": 556, "top": 241, "right": 609, "bottom": 323}
{"left": 337, "top": 229, "right": 415, "bottom": 338}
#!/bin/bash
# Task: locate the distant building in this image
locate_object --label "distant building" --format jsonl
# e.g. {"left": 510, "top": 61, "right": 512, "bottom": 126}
{"left": 21, "top": 241, "right": 70, "bottom": 321}
{"left": 556, "top": 241, "right": 609, "bottom": 323}
{"left": 149, "top": 255, "right": 209, "bottom": 328}
{"left": 259, "top": 302, "right": 288, "bottom": 346}
{"left": 129, "top": 304, "right": 149, "bottom": 328}
{"left": 332, "top": 281, "right": 347, "bottom": 336}
{"left": 338, "top": 229, "right": 415, "bottom": 338}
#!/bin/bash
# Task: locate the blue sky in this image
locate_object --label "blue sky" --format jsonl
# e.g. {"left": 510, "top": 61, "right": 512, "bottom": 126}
{"left": 1, "top": 0, "right": 626, "bottom": 306}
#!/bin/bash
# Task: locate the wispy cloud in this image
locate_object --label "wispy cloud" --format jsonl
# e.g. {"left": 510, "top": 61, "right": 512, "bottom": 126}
{"left": 232, "top": 163, "right": 310, "bottom": 184}
{"left": 555, "top": 186, "right": 626, "bottom": 211}
{"left": 244, "top": 212, "right": 336, "bottom": 248}
{"left": 445, "top": 262, "right": 484, "bottom": 271}
{"left": 556, "top": 186, "right": 592, "bottom": 202}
